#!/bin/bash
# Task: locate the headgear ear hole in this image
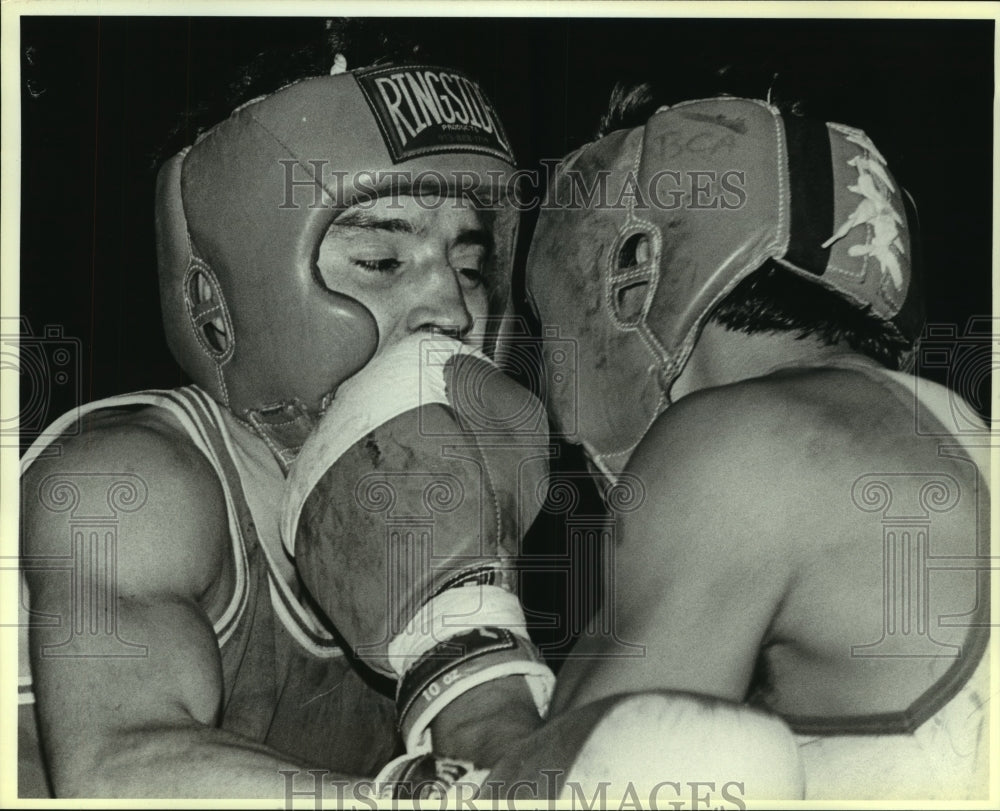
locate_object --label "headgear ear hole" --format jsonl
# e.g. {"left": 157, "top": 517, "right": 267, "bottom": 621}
{"left": 187, "top": 267, "right": 231, "bottom": 356}
{"left": 614, "top": 279, "right": 651, "bottom": 324}
{"left": 617, "top": 233, "right": 651, "bottom": 269}
{"left": 202, "top": 322, "right": 229, "bottom": 354}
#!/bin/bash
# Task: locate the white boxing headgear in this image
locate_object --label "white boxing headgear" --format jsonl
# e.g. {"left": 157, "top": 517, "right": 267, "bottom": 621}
{"left": 156, "top": 65, "right": 519, "bottom": 467}
{"left": 523, "top": 97, "right": 923, "bottom": 481}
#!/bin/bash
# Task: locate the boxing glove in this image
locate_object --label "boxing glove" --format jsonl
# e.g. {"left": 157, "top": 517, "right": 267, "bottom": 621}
{"left": 486, "top": 691, "right": 805, "bottom": 804}
{"left": 281, "top": 334, "right": 554, "bottom": 753}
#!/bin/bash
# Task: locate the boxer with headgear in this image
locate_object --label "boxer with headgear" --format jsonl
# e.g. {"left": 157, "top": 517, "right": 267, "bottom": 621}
{"left": 19, "top": 43, "right": 550, "bottom": 796}
{"left": 484, "top": 95, "right": 990, "bottom": 802}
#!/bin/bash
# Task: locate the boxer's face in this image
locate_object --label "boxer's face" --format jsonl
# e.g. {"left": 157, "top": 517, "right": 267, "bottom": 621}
{"left": 317, "top": 195, "right": 492, "bottom": 353}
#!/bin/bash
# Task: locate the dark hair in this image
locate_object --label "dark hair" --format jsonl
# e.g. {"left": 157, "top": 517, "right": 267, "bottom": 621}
{"left": 152, "top": 19, "right": 426, "bottom": 169}
{"left": 708, "top": 261, "right": 914, "bottom": 370}
{"left": 596, "top": 67, "right": 808, "bottom": 139}
{"left": 595, "top": 82, "right": 916, "bottom": 371}
{"left": 596, "top": 82, "right": 658, "bottom": 138}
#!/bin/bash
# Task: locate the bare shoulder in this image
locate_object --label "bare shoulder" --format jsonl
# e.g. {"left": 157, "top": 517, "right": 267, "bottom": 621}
{"left": 629, "top": 375, "right": 837, "bottom": 497}
{"left": 22, "top": 405, "right": 229, "bottom": 600}
{"left": 626, "top": 361, "right": 985, "bottom": 558}
{"left": 623, "top": 368, "right": 921, "bottom": 555}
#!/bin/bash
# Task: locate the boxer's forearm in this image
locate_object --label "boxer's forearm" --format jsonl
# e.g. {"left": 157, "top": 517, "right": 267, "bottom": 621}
{"left": 64, "top": 723, "right": 364, "bottom": 799}
{"left": 429, "top": 676, "right": 544, "bottom": 767}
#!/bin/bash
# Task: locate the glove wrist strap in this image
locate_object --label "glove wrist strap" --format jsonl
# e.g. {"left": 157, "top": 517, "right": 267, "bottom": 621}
{"left": 397, "top": 627, "right": 554, "bottom": 754}
{"left": 386, "top": 584, "right": 528, "bottom": 677}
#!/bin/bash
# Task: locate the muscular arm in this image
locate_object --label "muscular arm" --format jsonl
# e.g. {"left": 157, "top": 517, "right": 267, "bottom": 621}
{"left": 23, "top": 415, "right": 364, "bottom": 798}
{"left": 553, "top": 383, "right": 806, "bottom": 713}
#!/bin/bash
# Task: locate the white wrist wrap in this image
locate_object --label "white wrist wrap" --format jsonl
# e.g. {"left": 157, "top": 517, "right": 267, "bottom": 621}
{"left": 386, "top": 585, "right": 531, "bottom": 678}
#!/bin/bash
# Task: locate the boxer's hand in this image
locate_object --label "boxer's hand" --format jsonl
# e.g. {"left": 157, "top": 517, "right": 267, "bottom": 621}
{"left": 282, "top": 334, "right": 553, "bottom": 755}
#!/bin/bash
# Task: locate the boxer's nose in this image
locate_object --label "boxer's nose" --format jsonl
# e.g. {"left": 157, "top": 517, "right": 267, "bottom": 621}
{"left": 406, "top": 260, "right": 474, "bottom": 340}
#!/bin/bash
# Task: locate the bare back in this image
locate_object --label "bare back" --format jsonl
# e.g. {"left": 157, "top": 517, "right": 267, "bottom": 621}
{"left": 553, "top": 362, "right": 989, "bottom": 728}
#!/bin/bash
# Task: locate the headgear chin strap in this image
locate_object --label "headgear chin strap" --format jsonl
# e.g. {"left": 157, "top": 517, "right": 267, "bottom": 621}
{"left": 156, "top": 66, "right": 520, "bottom": 469}
{"left": 523, "top": 97, "right": 922, "bottom": 482}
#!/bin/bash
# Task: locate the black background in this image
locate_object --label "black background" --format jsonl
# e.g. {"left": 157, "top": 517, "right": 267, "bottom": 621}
{"left": 16, "top": 15, "right": 994, "bottom": 658}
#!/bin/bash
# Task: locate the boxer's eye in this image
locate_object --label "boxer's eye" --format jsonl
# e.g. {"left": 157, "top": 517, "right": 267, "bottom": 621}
{"left": 354, "top": 258, "right": 401, "bottom": 273}
{"left": 452, "top": 245, "right": 487, "bottom": 288}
